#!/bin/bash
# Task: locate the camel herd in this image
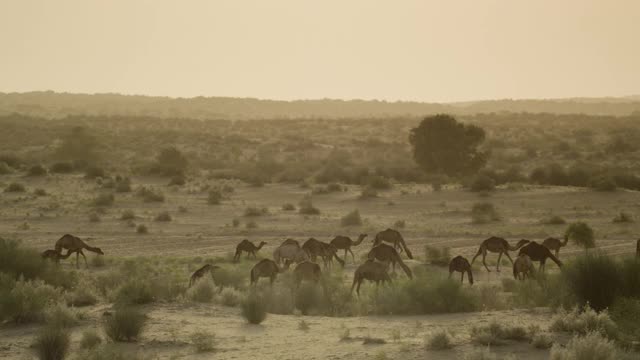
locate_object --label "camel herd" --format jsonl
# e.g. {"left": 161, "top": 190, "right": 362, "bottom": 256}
{"left": 41, "top": 233, "right": 640, "bottom": 295}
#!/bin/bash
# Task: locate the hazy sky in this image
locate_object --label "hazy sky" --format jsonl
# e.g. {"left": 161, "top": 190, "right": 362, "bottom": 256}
{"left": 1, "top": 1, "right": 639, "bottom": 102}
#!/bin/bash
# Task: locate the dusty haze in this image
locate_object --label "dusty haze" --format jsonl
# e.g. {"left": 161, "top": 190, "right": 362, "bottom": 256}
{"left": 1, "top": 0, "right": 639, "bottom": 102}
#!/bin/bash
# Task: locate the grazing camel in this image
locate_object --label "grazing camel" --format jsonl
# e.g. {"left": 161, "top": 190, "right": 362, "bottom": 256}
{"left": 234, "top": 239, "right": 266, "bottom": 262}
{"left": 189, "top": 264, "right": 221, "bottom": 287}
{"left": 471, "top": 237, "right": 529, "bottom": 272}
{"left": 518, "top": 241, "right": 563, "bottom": 272}
{"left": 542, "top": 236, "right": 569, "bottom": 257}
{"left": 330, "top": 233, "right": 367, "bottom": 262}
{"left": 372, "top": 229, "right": 413, "bottom": 259}
{"left": 448, "top": 256, "right": 474, "bottom": 285}
{"left": 41, "top": 249, "right": 71, "bottom": 262}
{"left": 513, "top": 254, "right": 535, "bottom": 280}
{"left": 302, "top": 238, "right": 345, "bottom": 268}
{"left": 250, "top": 259, "right": 280, "bottom": 286}
{"left": 367, "top": 244, "right": 413, "bottom": 278}
{"left": 54, "top": 234, "right": 104, "bottom": 269}
{"left": 273, "top": 243, "right": 309, "bottom": 268}
{"left": 351, "top": 260, "right": 392, "bottom": 295}
{"left": 293, "top": 261, "right": 322, "bottom": 289}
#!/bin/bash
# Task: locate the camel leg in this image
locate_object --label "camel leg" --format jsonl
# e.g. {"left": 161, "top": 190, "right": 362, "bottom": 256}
{"left": 471, "top": 247, "right": 482, "bottom": 264}
{"left": 481, "top": 252, "right": 490, "bottom": 272}
{"left": 555, "top": 249, "right": 559, "bottom": 258}
{"left": 504, "top": 251, "right": 514, "bottom": 264}
{"left": 80, "top": 250, "right": 88, "bottom": 268}
{"left": 348, "top": 248, "right": 356, "bottom": 263}
{"left": 496, "top": 252, "right": 503, "bottom": 272}
{"left": 75, "top": 251, "right": 80, "bottom": 269}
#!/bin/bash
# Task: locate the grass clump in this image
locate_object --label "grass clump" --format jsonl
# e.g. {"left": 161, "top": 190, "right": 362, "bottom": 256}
{"left": 550, "top": 332, "right": 619, "bottom": 360}
{"left": 298, "top": 320, "right": 310, "bottom": 331}
{"left": 244, "top": 207, "right": 268, "bottom": 217}
{"left": 470, "top": 321, "right": 529, "bottom": 346}
{"left": 282, "top": 203, "right": 296, "bottom": 211}
{"left": 612, "top": 212, "right": 633, "bottom": 223}
{"left": 561, "top": 253, "right": 619, "bottom": 311}
{"left": 340, "top": 209, "right": 363, "bottom": 226}
{"left": 187, "top": 277, "right": 216, "bottom": 303}
{"left": 27, "top": 164, "right": 47, "bottom": 176}
{"left": 298, "top": 196, "right": 320, "bottom": 215}
{"left": 531, "top": 332, "right": 553, "bottom": 349}
{"left": 45, "top": 303, "right": 79, "bottom": 328}
{"left": 104, "top": 307, "right": 146, "bottom": 342}
{"left": 425, "top": 330, "right": 453, "bottom": 350}
{"left": 241, "top": 292, "right": 267, "bottom": 324}
{"left": 541, "top": 215, "right": 566, "bottom": 225}
{"left": 424, "top": 245, "right": 451, "bottom": 266}
{"left": 550, "top": 305, "right": 618, "bottom": 339}
{"left": 136, "top": 224, "right": 148, "bottom": 234}
{"left": 115, "top": 278, "right": 155, "bottom": 305}
{"left": 190, "top": 330, "right": 215, "bottom": 352}
{"left": 154, "top": 211, "right": 172, "bottom": 222}
{"left": 120, "top": 210, "right": 135, "bottom": 220}
{"left": 79, "top": 330, "right": 102, "bottom": 349}
{"left": 92, "top": 193, "right": 114, "bottom": 207}
{"left": 295, "top": 283, "right": 322, "bottom": 315}
{"left": 136, "top": 186, "right": 165, "bottom": 202}
{"left": 0, "top": 278, "right": 62, "bottom": 323}
{"left": 34, "top": 325, "right": 70, "bottom": 360}
{"left": 219, "top": 287, "right": 242, "bottom": 307}
{"left": 471, "top": 202, "right": 500, "bottom": 224}
{"left": 5, "top": 182, "right": 26, "bottom": 192}
{"left": 565, "top": 222, "right": 595, "bottom": 249}
{"left": 207, "top": 189, "right": 222, "bottom": 205}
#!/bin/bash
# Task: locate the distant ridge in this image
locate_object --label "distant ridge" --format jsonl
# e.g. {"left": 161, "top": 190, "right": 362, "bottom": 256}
{"left": 1, "top": 91, "right": 639, "bottom": 120}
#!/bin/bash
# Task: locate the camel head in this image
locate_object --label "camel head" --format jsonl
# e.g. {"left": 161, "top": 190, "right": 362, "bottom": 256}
{"left": 515, "top": 239, "right": 530, "bottom": 249}
{"left": 94, "top": 247, "right": 104, "bottom": 255}
{"left": 359, "top": 234, "right": 368, "bottom": 240}
{"left": 259, "top": 241, "right": 267, "bottom": 246}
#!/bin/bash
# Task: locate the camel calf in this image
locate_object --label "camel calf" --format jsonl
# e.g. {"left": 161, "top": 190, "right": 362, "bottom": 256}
{"left": 513, "top": 254, "right": 535, "bottom": 280}
{"left": 448, "top": 256, "right": 474, "bottom": 285}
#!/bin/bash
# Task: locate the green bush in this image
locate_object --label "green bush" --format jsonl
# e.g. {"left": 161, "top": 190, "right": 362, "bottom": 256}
{"left": 340, "top": 209, "right": 363, "bottom": 226}
{"left": 471, "top": 321, "right": 529, "bottom": 345}
{"left": 241, "top": 292, "right": 267, "bottom": 324}
{"left": 92, "top": 193, "right": 114, "bottom": 207}
{"left": 45, "top": 303, "right": 79, "bottom": 328}
{"left": 565, "top": 222, "right": 595, "bottom": 249}
{"left": 168, "top": 175, "right": 186, "bottom": 186}
{"left": 0, "top": 239, "right": 74, "bottom": 288}
{"left": 115, "top": 279, "right": 155, "bottom": 305}
{"left": 34, "top": 188, "right": 48, "bottom": 196}
{"left": 190, "top": 330, "right": 215, "bottom": 352}
{"left": 212, "top": 267, "right": 245, "bottom": 290}
{"left": 0, "top": 161, "right": 13, "bottom": 174}
{"left": 84, "top": 166, "right": 105, "bottom": 179}
{"left": 66, "top": 278, "right": 99, "bottom": 307}
{"left": 609, "top": 297, "right": 640, "bottom": 341}
{"left": 618, "top": 258, "right": 640, "bottom": 298}
{"left": 550, "top": 332, "right": 619, "bottom": 360}
{"left": 5, "top": 182, "right": 26, "bottom": 192}
{"left": 187, "top": 277, "right": 215, "bottom": 303}
{"left": 531, "top": 333, "right": 553, "bottom": 349}
{"left": 365, "top": 175, "right": 392, "bottom": 190}
{"left": 282, "top": 203, "right": 296, "bottom": 211}
{"left": 550, "top": 305, "right": 618, "bottom": 339}
{"left": 590, "top": 176, "right": 617, "bottom": 192}
{"left": 88, "top": 212, "right": 100, "bottom": 222}
{"left": 561, "top": 253, "right": 619, "bottom": 311}
{"left": 104, "top": 307, "right": 146, "bottom": 342}
{"left": 219, "top": 287, "right": 242, "bottom": 307}
{"left": 151, "top": 146, "right": 188, "bottom": 177}
{"left": 35, "top": 325, "right": 70, "bottom": 360}
{"left": 425, "top": 330, "right": 453, "bottom": 350}
{"left": 0, "top": 278, "right": 62, "bottom": 323}
{"left": 79, "top": 330, "right": 102, "bottom": 349}
{"left": 471, "top": 202, "right": 500, "bottom": 224}
{"left": 359, "top": 186, "right": 378, "bottom": 199}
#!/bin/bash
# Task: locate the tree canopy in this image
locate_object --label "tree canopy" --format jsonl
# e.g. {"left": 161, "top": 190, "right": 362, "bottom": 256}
{"left": 409, "top": 114, "right": 486, "bottom": 176}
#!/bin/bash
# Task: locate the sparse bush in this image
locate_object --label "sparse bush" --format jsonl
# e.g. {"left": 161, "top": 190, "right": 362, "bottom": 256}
{"left": 27, "top": 164, "right": 47, "bottom": 176}
{"left": 550, "top": 332, "right": 619, "bottom": 360}
{"left": 92, "top": 193, "right": 114, "bottom": 207}
{"left": 187, "top": 277, "right": 215, "bottom": 303}
{"left": 470, "top": 174, "right": 495, "bottom": 192}
{"left": 84, "top": 166, "right": 105, "bottom": 179}
{"left": 532, "top": 333, "right": 553, "bottom": 349}
{"left": 244, "top": 207, "right": 267, "bottom": 217}
{"left": 298, "top": 320, "right": 310, "bottom": 331}
{"left": 0, "top": 239, "right": 73, "bottom": 288}
{"left": 114, "top": 178, "right": 131, "bottom": 193}
{"left": 191, "top": 330, "right": 215, "bottom": 352}
{"left": 66, "top": 278, "right": 99, "bottom": 307}
{"left": 151, "top": 146, "right": 188, "bottom": 177}
{"left": 464, "top": 348, "right": 498, "bottom": 360}
{"left": 168, "top": 175, "right": 186, "bottom": 186}
{"left": 612, "top": 212, "right": 633, "bottom": 223}
{"left": 211, "top": 267, "right": 245, "bottom": 290}
{"left": 104, "top": 307, "right": 146, "bottom": 342}
{"left": 34, "top": 188, "right": 48, "bottom": 196}
{"left": 295, "top": 283, "right": 322, "bottom": 315}
{"left": 550, "top": 305, "right": 618, "bottom": 339}
{"left": 34, "top": 325, "right": 70, "bottom": 360}
{"left": 471, "top": 202, "right": 500, "bottom": 224}
{"left": 394, "top": 220, "right": 406, "bottom": 228}
{"left": 88, "top": 212, "right": 100, "bottom": 222}
{"left": 359, "top": 186, "right": 378, "bottom": 199}
{"left": 115, "top": 279, "right": 155, "bottom": 305}
{"left": 45, "top": 303, "right": 78, "bottom": 328}
{"left": 5, "top": 182, "right": 26, "bottom": 192}
{"left": 610, "top": 297, "right": 640, "bottom": 341}
{"left": 562, "top": 254, "right": 619, "bottom": 311}
{"left": 340, "top": 209, "right": 363, "bottom": 226}
{"left": 590, "top": 175, "right": 617, "bottom": 192}
{"left": 50, "top": 162, "right": 74, "bottom": 174}
{"left": 246, "top": 221, "right": 258, "bottom": 229}
{"left": 219, "top": 287, "right": 242, "bottom": 307}
{"left": 565, "top": 222, "right": 595, "bottom": 249}
{"left": 365, "top": 175, "right": 392, "bottom": 190}
{"left": 154, "top": 211, "right": 172, "bottom": 222}
{"left": 299, "top": 196, "right": 320, "bottom": 215}
{"left": 471, "top": 321, "right": 529, "bottom": 345}
{"left": 0, "top": 279, "right": 62, "bottom": 323}
{"left": 79, "top": 330, "right": 102, "bottom": 349}
{"left": 0, "top": 161, "right": 12, "bottom": 174}
{"left": 232, "top": 218, "right": 240, "bottom": 227}
{"left": 425, "top": 246, "right": 451, "bottom": 266}
{"left": 120, "top": 210, "right": 135, "bottom": 220}
{"left": 136, "top": 224, "right": 148, "bottom": 234}
{"left": 208, "top": 189, "right": 222, "bottom": 205}
{"left": 136, "top": 187, "right": 164, "bottom": 202}
{"left": 282, "top": 203, "right": 296, "bottom": 211}
{"left": 241, "top": 292, "right": 267, "bottom": 324}
{"left": 425, "top": 330, "right": 453, "bottom": 350}
{"left": 541, "top": 215, "right": 566, "bottom": 225}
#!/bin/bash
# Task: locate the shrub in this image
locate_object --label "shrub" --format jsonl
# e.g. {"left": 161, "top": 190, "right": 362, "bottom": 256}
{"left": 550, "top": 332, "right": 619, "bottom": 360}
{"left": 84, "top": 166, "right": 105, "bottom": 179}
{"left": 425, "top": 246, "right": 451, "bottom": 266}
{"left": 359, "top": 186, "right": 378, "bottom": 199}
{"left": 366, "top": 175, "right": 392, "bottom": 190}
{"left": 471, "top": 321, "right": 529, "bottom": 345}
{"left": 154, "top": 211, "right": 172, "bottom": 222}
{"left": 295, "top": 283, "right": 322, "bottom": 315}
{"left": 88, "top": 212, "right": 101, "bottom": 222}
{"left": 299, "top": 197, "right": 320, "bottom": 215}
{"left": 246, "top": 221, "right": 258, "bottom": 229}
{"left": 136, "top": 224, "right": 148, "bottom": 234}
{"left": 612, "top": 212, "right": 633, "bottom": 223}
{"left": 244, "top": 207, "right": 267, "bottom": 217}
{"left": 120, "top": 210, "right": 135, "bottom": 220}
{"left": 470, "top": 175, "right": 496, "bottom": 192}
{"left": 168, "top": 175, "right": 186, "bottom": 186}
{"left": 34, "top": 188, "right": 48, "bottom": 196}
{"left": 298, "top": 320, "right": 310, "bottom": 331}
{"left": 541, "top": 215, "right": 566, "bottom": 225}
{"left": 550, "top": 305, "right": 618, "bottom": 339}
{"left": 45, "top": 303, "right": 79, "bottom": 328}
{"left": 0, "top": 279, "right": 61, "bottom": 323}
{"left": 532, "top": 333, "right": 553, "bottom": 349}
{"left": 610, "top": 297, "right": 640, "bottom": 341}
{"left": 79, "top": 330, "right": 102, "bottom": 349}
{"left": 340, "top": 209, "right": 363, "bottom": 226}
{"left": 212, "top": 267, "right": 245, "bottom": 290}
{"left": 0, "top": 161, "right": 13, "bottom": 174}
{"left": 136, "top": 187, "right": 165, "bottom": 202}
{"left": 241, "top": 292, "right": 267, "bottom": 324}
{"left": 191, "top": 330, "right": 215, "bottom": 352}
{"left": 425, "top": 330, "right": 453, "bottom": 350}
{"left": 471, "top": 202, "right": 500, "bottom": 224}
{"left": 565, "top": 222, "right": 595, "bottom": 249}
{"left": 50, "top": 162, "right": 74, "bottom": 173}
{"left": 208, "top": 189, "right": 222, "bottom": 205}
{"left": 152, "top": 146, "right": 188, "bottom": 177}
{"left": 4, "top": 182, "right": 26, "bottom": 192}
{"left": 115, "top": 279, "right": 155, "bottom": 305}
{"left": 464, "top": 348, "right": 498, "bottom": 360}
{"left": 561, "top": 254, "right": 619, "bottom": 311}
{"left": 92, "top": 193, "right": 114, "bottom": 207}
{"left": 66, "top": 278, "right": 99, "bottom": 307}
{"left": 27, "top": 164, "right": 47, "bottom": 176}
{"left": 35, "top": 325, "right": 70, "bottom": 360}
{"left": 219, "top": 287, "right": 242, "bottom": 307}
{"left": 394, "top": 220, "right": 406, "bottom": 228}
{"left": 0, "top": 238, "right": 73, "bottom": 288}
{"left": 187, "top": 277, "right": 215, "bottom": 303}
{"left": 104, "top": 307, "right": 146, "bottom": 342}
{"left": 282, "top": 203, "right": 296, "bottom": 211}
{"left": 590, "top": 176, "right": 617, "bottom": 192}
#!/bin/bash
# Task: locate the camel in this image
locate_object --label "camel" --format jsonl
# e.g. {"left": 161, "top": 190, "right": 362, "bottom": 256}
{"left": 542, "top": 236, "right": 569, "bottom": 257}
{"left": 234, "top": 239, "right": 266, "bottom": 262}
{"left": 273, "top": 243, "right": 309, "bottom": 268}
{"left": 281, "top": 238, "right": 300, "bottom": 247}
{"left": 250, "top": 259, "right": 280, "bottom": 286}
{"left": 351, "top": 260, "right": 392, "bottom": 295}
{"left": 302, "top": 238, "right": 344, "bottom": 268}
{"left": 372, "top": 229, "right": 413, "bottom": 259}
{"left": 330, "top": 233, "right": 367, "bottom": 262}
{"left": 518, "top": 241, "right": 563, "bottom": 272}
{"left": 41, "top": 249, "right": 71, "bottom": 262}
{"left": 189, "top": 264, "right": 221, "bottom": 287}
{"left": 367, "top": 244, "right": 413, "bottom": 278}
{"left": 513, "top": 254, "right": 535, "bottom": 280}
{"left": 471, "top": 237, "right": 529, "bottom": 272}
{"left": 293, "top": 261, "right": 322, "bottom": 289}
{"left": 448, "top": 256, "right": 474, "bottom": 285}
{"left": 54, "top": 234, "right": 104, "bottom": 269}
